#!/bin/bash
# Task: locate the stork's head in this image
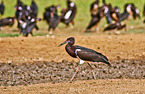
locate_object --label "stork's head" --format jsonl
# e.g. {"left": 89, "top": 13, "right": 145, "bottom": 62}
{"left": 59, "top": 37, "right": 75, "bottom": 46}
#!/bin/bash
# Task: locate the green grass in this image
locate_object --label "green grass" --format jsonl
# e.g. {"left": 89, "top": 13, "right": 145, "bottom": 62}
{"left": 0, "top": 32, "right": 19, "bottom": 37}
{"left": 0, "top": 0, "right": 144, "bottom": 37}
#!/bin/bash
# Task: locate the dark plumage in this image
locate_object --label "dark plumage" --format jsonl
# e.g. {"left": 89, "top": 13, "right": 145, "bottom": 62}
{"left": 43, "top": 5, "right": 60, "bottom": 31}
{"left": 131, "top": 4, "right": 140, "bottom": 20}
{"left": 31, "top": 0, "right": 38, "bottom": 17}
{"left": 105, "top": 4, "right": 139, "bottom": 25}
{"left": 110, "top": 6, "right": 120, "bottom": 22}
{"left": 86, "top": 16, "right": 100, "bottom": 30}
{"left": 144, "top": 4, "right": 145, "bottom": 17}
{"left": 60, "top": 0, "right": 77, "bottom": 27}
{"left": 118, "top": 4, "right": 137, "bottom": 23}
{"left": 105, "top": 4, "right": 113, "bottom": 24}
{"left": 59, "top": 37, "right": 110, "bottom": 81}
{"left": 0, "top": 17, "right": 15, "bottom": 28}
{"left": 30, "top": 0, "right": 39, "bottom": 31}
{"left": 19, "top": 16, "right": 36, "bottom": 36}
{"left": 16, "top": 0, "right": 23, "bottom": 7}
{"left": 90, "top": 0, "right": 99, "bottom": 17}
{"left": 105, "top": 5, "right": 120, "bottom": 24}
{"left": 15, "top": 0, "right": 25, "bottom": 29}
{"left": 103, "top": 23, "right": 126, "bottom": 31}
{"left": 118, "top": 11, "right": 130, "bottom": 23}
{"left": 86, "top": 5, "right": 109, "bottom": 31}
{"left": 15, "top": 0, "right": 40, "bottom": 33}
{"left": 75, "top": 46, "right": 110, "bottom": 64}
{"left": 143, "top": 4, "right": 145, "bottom": 23}
{"left": 103, "top": 4, "right": 138, "bottom": 32}
{"left": 0, "top": 0, "right": 5, "bottom": 15}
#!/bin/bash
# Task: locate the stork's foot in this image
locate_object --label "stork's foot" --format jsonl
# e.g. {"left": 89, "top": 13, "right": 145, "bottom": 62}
{"left": 68, "top": 80, "right": 73, "bottom": 83}
{"left": 85, "top": 29, "right": 92, "bottom": 32}
{"left": 49, "top": 31, "right": 53, "bottom": 34}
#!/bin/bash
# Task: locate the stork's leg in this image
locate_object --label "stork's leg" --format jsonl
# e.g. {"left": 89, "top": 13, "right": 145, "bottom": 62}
{"left": 124, "top": 25, "right": 127, "bottom": 32}
{"left": 70, "top": 65, "right": 80, "bottom": 82}
{"left": 87, "top": 63, "right": 96, "bottom": 80}
{"left": 95, "top": 25, "right": 99, "bottom": 32}
{"left": 70, "top": 21, "right": 74, "bottom": 28}
{"left": 35, "top": 25, "right": 39, "bottom": 31}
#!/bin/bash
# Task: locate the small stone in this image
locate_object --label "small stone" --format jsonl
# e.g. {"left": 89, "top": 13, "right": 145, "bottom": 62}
{"left": 114, "top": 31, "right": 120, "bottom": 35}
{"left": 46, "top": 34, "right": 50, "bottom": 37}
{"left": 51, "top": 35, "right": 55, "bottom": 38}
{"left": 130, "top": 26, "right": 134, "bottom": 29}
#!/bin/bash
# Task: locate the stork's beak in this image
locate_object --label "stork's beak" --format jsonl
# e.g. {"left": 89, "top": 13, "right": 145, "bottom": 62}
{"left": 58, "top": 41, "right": 66, "bottom": 47}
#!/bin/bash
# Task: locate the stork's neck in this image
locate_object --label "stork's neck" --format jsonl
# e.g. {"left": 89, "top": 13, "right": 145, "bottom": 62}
{"left": 65, "top": 44, "right": 77, "bottom": 58}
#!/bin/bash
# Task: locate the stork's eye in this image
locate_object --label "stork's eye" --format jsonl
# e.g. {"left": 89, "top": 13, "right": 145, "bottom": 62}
{"left": 67, "top": 40, "right": 70, "bottom": 43}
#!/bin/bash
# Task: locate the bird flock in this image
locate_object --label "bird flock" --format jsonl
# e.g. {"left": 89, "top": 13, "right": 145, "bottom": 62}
{"left": 0, "top": 0, "right": 144, "bottom": 36}
{"left": 86, "top": 0, "right": 142, "bottom": 32}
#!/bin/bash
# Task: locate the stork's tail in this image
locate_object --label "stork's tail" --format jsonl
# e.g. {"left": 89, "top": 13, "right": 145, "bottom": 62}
{"left": 106, "top": 61, "right": 111, "bottom": 66}
{"left": 103, "top": 60, "right": 111, "bottom": 66}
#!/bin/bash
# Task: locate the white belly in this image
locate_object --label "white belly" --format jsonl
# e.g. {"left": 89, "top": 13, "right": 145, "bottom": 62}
{"left": 64, "top": 10, "right": 72, "bottom": 19}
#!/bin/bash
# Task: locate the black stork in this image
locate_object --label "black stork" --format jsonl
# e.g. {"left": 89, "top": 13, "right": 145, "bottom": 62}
{"left": 143, "top": 4, "right": 145, "bottom": 23}
{"left": 60, "top": 0, "right": 77, "bottom": 27}
{"left": 0, "top": 0, "right": 5, "bottom": 16}
{"left": 90, "top": 0, "right": 99, "bottom": 17}
{"left": 131, "top": 4, "right": 140, "bottom": 20}
{"left": 59, "top": 37, "right": 111, "bottom": 81}
{"left": 43, "top": 5, "right": 60, "bottom": 31}
{"left": 103, "top": 22, "right": 126, "bottom": 32}
{"left": 118, "top": 4, "right": 137, "bottom": 23}
{"left": 31, "top": 0, "right": 38, "bottom": 17}
{"left": 86, "top": 5, "right": 109, "bottom": 32}
{"left": 0, "top": 17, "right": 15, "bottom": 27}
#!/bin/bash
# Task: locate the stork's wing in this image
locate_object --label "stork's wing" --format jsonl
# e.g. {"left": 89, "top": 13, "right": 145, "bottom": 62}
{"left": 86, "top": 17, "right": 100, "bottom": 29}
{"left": 75, "top": 45, "right": 110, "bottom": 65}
{"left": 118, "top": 12, "right": 129, "bottom": 23}
{"left": 103, "top": 23, "right": 117, "bottom": 31}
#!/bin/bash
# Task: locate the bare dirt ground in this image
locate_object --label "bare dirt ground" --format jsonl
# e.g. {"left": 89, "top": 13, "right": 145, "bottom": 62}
{"left": 0, "top": 33, "right": 145, "bottom": 93}
{"left": 0, "top": 79, "right": 145, "bottom": 94}
{"left": 0, "top": 33, "right": 145, "bottom": 63}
